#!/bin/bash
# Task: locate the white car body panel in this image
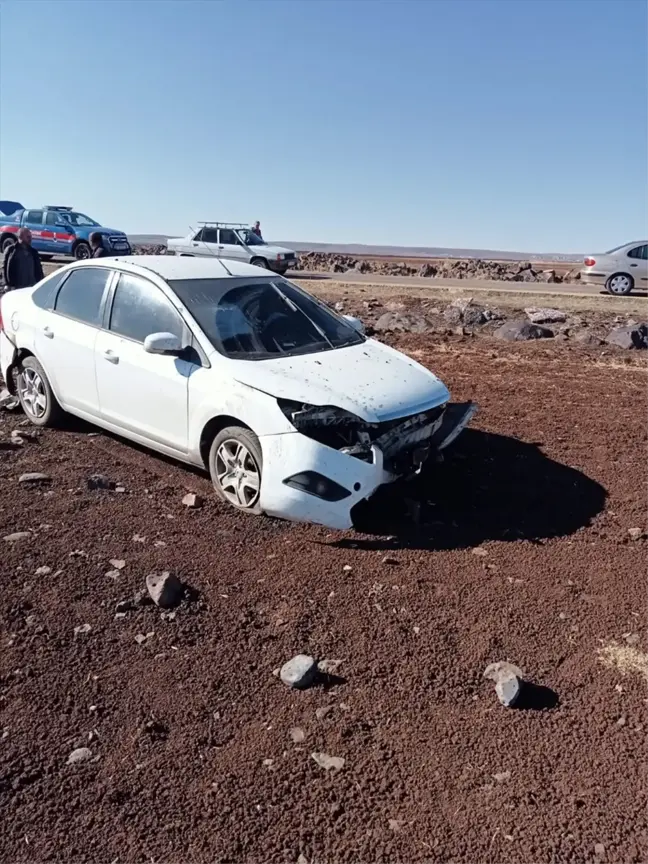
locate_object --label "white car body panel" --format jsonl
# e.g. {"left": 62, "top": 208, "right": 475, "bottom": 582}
{"left": 230, "top": 339, "right": 450, "bottom": 423}
{"left": 0, "top": 256, "right": 475, "bottom": 531}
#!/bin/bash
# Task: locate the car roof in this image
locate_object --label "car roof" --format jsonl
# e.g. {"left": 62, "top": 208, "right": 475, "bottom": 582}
{"left": 68, "top": 255, "right": 268, "bottom": 281}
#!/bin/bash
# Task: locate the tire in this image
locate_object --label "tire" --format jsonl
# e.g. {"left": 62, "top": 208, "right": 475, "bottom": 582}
{"left": 606, "top": 272, "right": 634, "bottom": 296}
{"left": 208, "top": 426, "right": 263, "bottom": 515}
{"left": 1, "top": 234, "right": 17, "bottom": 254}
{"left": 274, "top": 266, "right": 289, "bottom": 276}
{"left": 250, "top": 256, "right": 269, "bottom": 270}
{"left": 73, "top": 241, "right": 91, "bottom": 260}
{"left": 16, "top": 356, "right": 65, "bottom": 428}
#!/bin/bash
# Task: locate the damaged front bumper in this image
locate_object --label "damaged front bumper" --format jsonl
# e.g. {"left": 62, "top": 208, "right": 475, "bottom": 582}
{"left": 258, "top": 401, "right": 477, "bottom": 530}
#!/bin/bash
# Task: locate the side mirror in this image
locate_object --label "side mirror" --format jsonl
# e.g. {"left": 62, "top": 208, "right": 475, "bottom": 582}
{"left": 342, "top": 314, "right": 365, "bottom": 335}
{"left": 143, "top": 332, "right": 183, "bottom": 355}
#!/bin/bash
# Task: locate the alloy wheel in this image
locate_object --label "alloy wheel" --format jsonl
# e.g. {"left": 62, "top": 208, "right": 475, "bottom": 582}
{"left": 215, "top": 439, "right": 261, "bottom": 509}
{"left": 19, "top": 368, "right": 47, "bottom": 419}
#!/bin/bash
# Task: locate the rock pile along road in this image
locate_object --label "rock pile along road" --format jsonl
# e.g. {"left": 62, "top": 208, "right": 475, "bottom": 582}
{"left": 1, "top": 295, "right": 647, "bottom": 863}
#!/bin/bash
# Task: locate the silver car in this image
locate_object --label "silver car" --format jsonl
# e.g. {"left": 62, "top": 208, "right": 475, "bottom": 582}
{"left": 580, "top": 241, "right": 648, "bottom": 295}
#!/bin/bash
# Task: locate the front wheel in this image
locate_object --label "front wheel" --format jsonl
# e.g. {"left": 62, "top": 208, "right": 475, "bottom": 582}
{"left": 606, "top": 272, "right": 634, "bottom": 296}
{"left": 208, "top": 426, "right": 263, "bottom": 515}
{"left": 16, "top": 356, "right": 65, "bottom": 427}
{"left": 250, "top": 257, "right": 269, "bottom": 270}
{"left": 73, "top": 241, "right": 91, "bottom": 260}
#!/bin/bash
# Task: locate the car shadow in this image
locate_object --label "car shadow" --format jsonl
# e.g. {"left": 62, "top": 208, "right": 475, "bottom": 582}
{"left": 341, "top": 429, "right": 606, "bottom": 551}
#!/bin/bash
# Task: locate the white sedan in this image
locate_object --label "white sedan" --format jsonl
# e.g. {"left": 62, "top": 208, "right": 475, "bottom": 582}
{"left": 0, "top": 256, "right": 476, "bottom": 530}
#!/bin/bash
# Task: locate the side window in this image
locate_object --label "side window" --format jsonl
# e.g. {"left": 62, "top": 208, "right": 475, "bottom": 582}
{"left": 627, "top": 245, "right": 647, "bottom": 260}
{"left": 218, "top": 229, "right": 239, "bottom": 245}
{"left": 109, "top": 273, "right": 183, "bottom": 343}
{"left": 54, "top": 268, "right": 111, "bottom": 325}
{"left": 201, "top": 228, "right": 218, "bottom": 244}
{"left": 193, "top": 229, "right": 204, "bottom": 242}
{"left": 45, "top": 211, "right": 60, "bottom": 226}
{"left": 32, "top": 269, "right": 69, "bottom": 310}
{"left": 25, "top": 210, "right": 44, "bottom": 225}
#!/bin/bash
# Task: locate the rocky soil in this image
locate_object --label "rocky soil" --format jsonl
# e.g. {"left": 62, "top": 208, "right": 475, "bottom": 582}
{"left": 1, "top": 334, "right": 647, "bottom": 864}
{"left": 293, "top": 252, "right": 583, "bottom": 284}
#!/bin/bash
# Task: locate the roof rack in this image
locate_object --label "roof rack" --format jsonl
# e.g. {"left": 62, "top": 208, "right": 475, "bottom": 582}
{"left": 43, "top": 205, "right": 73, "bottom": 211}
{"left": 197, "top": 221, "right": 249, "bottom": 228}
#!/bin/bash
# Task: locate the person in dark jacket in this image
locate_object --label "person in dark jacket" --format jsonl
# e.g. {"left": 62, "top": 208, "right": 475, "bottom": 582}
{"left": 3, "top": 228, "right": 44, "bottom": 290}
{"left": 251, "top": 220, "right": 263, "bottom": 240}
{"left": 90, "top": 232, "right": 109, "bottom": 258}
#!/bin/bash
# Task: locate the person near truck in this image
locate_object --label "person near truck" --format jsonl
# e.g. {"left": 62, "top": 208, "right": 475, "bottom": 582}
{"left": 251, "top": 221, "right": 263, "bottom": 240}
{"left": 90, "top": 232, "right": 109, "bottom": 258}
{"left": 2, "top": 227, "right": 44, "bottom": 290}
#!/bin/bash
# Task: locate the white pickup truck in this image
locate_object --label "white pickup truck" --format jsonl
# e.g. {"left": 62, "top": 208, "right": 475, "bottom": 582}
{"left": 167, "top": 223, "right": 298, "bottom": 276}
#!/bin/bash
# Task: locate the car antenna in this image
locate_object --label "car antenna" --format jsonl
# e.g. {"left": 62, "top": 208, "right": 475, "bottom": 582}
{"left": 187, "top": 224, "right": 234, "bottom": 276}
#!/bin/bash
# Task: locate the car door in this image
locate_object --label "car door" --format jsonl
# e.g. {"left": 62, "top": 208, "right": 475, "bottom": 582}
{"left": 627, "top": 244, "right": 648, "bottom": 286}
{"left": 190, "top": 227, "right": 220, "bottom": 257}
{"left": 34, "top": 266, "right": 113, "bottom": 415}
{"left": 43, "top": 210, "right": 70, "bottom": 255}
{"left": 217, "top": 228, "right": 248, "bottom": 262}
{"left": 24, "top": 210, "right": 53, "bottom": 253}
{"left": 94, "top": 271, "right": 193, "bottom": 453}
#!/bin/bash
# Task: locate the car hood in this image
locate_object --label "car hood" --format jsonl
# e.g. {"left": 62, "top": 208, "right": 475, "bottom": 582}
{"left": 229, "top": 338, "right": 450, "bottom": 423}
{"left": 95, "top": 228, "right": 128, "bottom": 236}
{"left": 249, "top": 243, "right": 295, "bottom": 257}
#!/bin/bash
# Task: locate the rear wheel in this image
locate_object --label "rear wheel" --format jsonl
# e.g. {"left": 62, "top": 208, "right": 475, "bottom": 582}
{"left": 16, "top": 356, "right": 65, "bottom": 427}
{"left": 250, "top": 256, "right": 269, "bottom": 270}
{"left": 73, "top": 241, "right": 91, "bottom": 260}
{"left": 606, "top": 272, "right": 634, "bottom": 296}
{"left": 1, "top": 234, "right": 17, "bottom": 254}
{"left": 208, "top": 426, "right": 263, "bottom": 515}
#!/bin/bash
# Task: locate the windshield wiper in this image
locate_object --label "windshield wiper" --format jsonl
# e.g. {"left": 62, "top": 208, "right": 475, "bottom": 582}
{"left": 271, "top": 283, "right": 334, "bottom": 349}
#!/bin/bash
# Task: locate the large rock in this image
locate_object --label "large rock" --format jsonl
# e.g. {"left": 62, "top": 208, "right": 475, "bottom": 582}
{"left": 605, "top": 323, "right": 648, "bottom": 350}
{"left": 145, "top": 571, "right": 183, "bottom": 608}
{"left": 573, "top": 329, "right": 603, "bottom": 347}
{"left": 462, "top": 305, "right": 488, "bottom": 327}
{"left": 494, "top": 320, "right": 553, "bottom": 342}
{"left": 280, "top": 654, "right": 317, "bottom": 689}
{"left": 525, "top": 307, "right": 567, "bottom": 324}
{"left": 374, "top": 312, "right": 429, "bottom": 334}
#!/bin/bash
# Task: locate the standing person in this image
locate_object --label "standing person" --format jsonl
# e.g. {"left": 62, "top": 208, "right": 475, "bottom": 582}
{"left": 90, "top": 232, "right": 109, "bottom": 258}
{"left": 251, "top": 220, "right": 263, "bottom": 240}
{"left": 2, "top": 228, "right": 44, "bottom": 291}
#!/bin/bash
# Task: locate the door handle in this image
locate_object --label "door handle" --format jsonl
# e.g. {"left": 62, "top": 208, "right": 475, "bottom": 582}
{"left": 193, "top": 243, "right": 199, "bottom": 246}
{"left": 630, "top": 263, "right": 638, "bottom": 267}
{"left": 217, "top": 246, "right": 224, "bottom": 249}
{"left": 103, "top": 350, "right": 119, "bottom": 364}
{"left": 43, "top": 327, "right": 54, "bottom": 339}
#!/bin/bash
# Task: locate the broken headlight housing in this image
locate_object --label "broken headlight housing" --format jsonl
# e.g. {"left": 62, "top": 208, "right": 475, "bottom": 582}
{"left": 277, "top": 399, "right": 372, "bottom": 458}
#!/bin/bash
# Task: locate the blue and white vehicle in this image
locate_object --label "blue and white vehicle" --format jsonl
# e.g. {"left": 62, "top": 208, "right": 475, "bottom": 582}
{"left": 0, "top": 202, "right": 131, "bottom": 260}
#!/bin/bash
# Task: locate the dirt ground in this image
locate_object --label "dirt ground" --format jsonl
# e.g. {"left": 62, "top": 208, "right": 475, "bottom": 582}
{"left": 1, "top": 328, "right": 646, "bottom": 864}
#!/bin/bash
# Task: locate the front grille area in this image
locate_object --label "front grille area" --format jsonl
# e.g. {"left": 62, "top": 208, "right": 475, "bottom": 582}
{"left": 283, "top": 252, "right": 296, "bottom": 261}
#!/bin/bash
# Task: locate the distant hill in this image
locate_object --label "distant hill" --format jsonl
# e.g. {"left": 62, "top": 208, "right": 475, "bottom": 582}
{"left": 128, "top": 234, "right": 583, "bottom": 263}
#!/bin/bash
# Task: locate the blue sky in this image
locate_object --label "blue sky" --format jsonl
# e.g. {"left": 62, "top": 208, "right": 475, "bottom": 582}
{"left": 1, "top": 0, "right": 646, "bottom": 252}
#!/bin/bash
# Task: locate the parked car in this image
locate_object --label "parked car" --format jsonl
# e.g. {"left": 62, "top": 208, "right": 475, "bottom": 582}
{"left": 0, "top": 202, "right": 131, "bottom": 260}
{"left": 167, "top": 222, "right": 298, "bottom": 275}
{"left": 0, "top": 256, "right": 475, "bottom": 530}
{"left": 580, "top": 241, "right": 648, "bottom": 295}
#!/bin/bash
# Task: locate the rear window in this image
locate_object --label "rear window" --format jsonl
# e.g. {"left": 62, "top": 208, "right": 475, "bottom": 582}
{"left": 54, "top": 268, "right": 111, "bottom": 326}
{"left": 169, "top": 277, "right": 364, "bottom": 360}
{"left": 32, "top": 269, "right": 68, "bottom": 310}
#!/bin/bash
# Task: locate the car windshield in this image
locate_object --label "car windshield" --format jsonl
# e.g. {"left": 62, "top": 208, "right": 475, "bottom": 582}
{"left": 236, "top": 229, "right": 265, "bottom": 246}
{"left": 58, "top": 211, "right": 100, "bottom": 227}
{"left": 169, "top": 277, "right": 365, "bottom": 360}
